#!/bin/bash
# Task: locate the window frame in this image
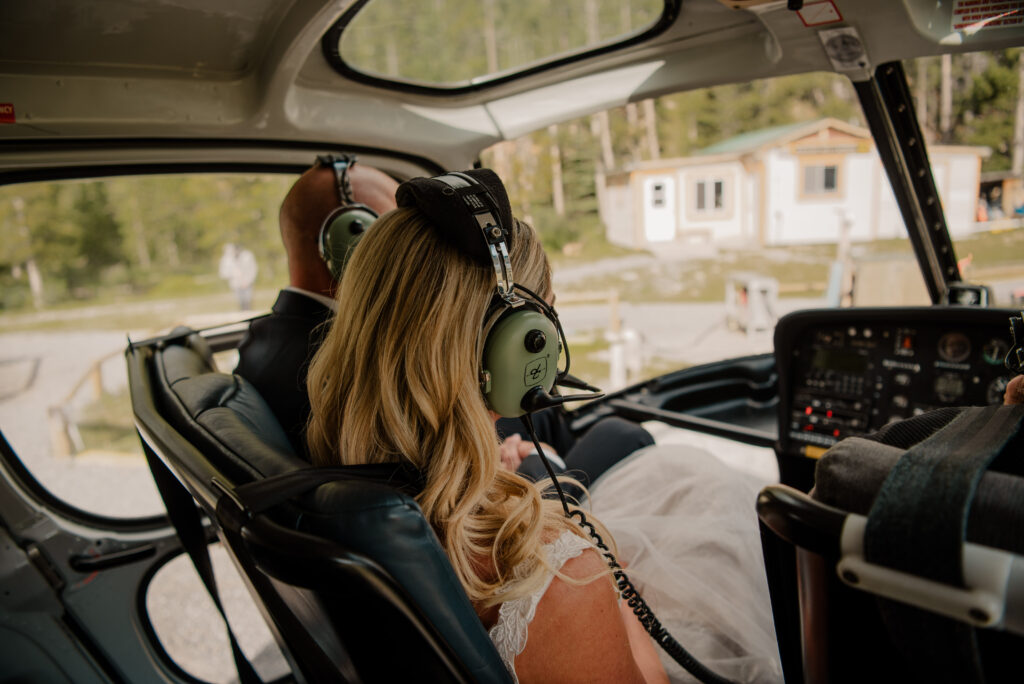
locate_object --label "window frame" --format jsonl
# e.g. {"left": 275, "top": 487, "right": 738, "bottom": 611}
{"left": 0, "top": 430, "right": 168, "bottom": 532}
{"left": 651, "top": 182, "right": 667, "bottom": 208}
{"left": 321, "top": 0, "right": 683, "bottom": 96}
{"left": 688, "top": 175, "right": 730, "bottom": 219}
{"left": 801, "top": 161, "right": 842, "bottom": 198}
{"left": 0, "top": 156, "right": 375, "bottom": 527}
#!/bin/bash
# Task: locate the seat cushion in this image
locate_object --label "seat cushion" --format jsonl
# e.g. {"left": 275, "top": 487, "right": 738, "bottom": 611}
{"left": 160, "top": 342, "right": 305, "bottom": 481}
{"left": 815, "top": 436, "right": 1024, "bottom": 554}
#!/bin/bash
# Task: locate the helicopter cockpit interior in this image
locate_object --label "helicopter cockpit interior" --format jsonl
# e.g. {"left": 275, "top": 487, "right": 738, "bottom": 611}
{"left": 2, "top": 1, "right": 1024, "bottom": 682}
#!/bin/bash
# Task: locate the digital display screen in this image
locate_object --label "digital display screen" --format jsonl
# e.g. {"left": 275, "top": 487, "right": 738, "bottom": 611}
{"left": 811, "top": 348, "right": 868, "bottom": 374}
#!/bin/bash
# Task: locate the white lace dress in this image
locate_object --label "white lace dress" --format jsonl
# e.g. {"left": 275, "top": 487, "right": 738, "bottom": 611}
{"left": 486, "top": 444, "right": 783, "bottom": 684}
{"left": 589, "top": 444, "right": 783, "bottom": 684}
{"left": 487, "top": 530, "right": 593, "bottom": 683}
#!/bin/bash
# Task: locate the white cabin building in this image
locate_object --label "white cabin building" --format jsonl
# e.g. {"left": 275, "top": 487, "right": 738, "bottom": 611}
{"left": 602, "top": 118, "right": 988, "bottom": 250}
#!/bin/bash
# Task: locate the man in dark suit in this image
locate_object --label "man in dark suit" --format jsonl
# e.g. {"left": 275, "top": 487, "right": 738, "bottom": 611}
{"left": 234, "top": 158, "right": 399, "bottom": 455}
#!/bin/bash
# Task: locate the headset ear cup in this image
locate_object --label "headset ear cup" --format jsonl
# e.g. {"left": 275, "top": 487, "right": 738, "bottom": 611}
{"left": 481, "top": 308, "right": 560, "bottom": 418}
{"left": 319, "top": 204, "right": 379, "bottom": 281}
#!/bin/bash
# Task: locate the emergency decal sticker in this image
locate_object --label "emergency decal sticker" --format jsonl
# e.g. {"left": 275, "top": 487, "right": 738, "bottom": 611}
{"left": 952, "top": 1, "right": 1024, "bottom": 31}
{"left": 0, "top": 103, "right": 14, "bottom": 123}
{"left": 797, "top": 1, "right": 843, "bottom": 27}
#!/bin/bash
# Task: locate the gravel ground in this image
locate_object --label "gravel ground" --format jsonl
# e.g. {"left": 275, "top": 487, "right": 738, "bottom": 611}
{"left": 0, "top": 329, "right": 163, "bottom": 517}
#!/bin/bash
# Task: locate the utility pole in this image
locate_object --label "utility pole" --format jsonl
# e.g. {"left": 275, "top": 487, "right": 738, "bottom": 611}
{"left": 1013, "top": 52, "right": 1024, "bottom": 177}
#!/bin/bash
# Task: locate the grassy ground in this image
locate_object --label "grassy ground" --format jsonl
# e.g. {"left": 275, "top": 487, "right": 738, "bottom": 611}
{"left": 3, "top": 228, "right": 1021, "bottom": 334}
{"left": 560, "top": 244, "right": 833, "bottom": 304}
{"left": 77, "top": 387, "right": 140, "bottom": 454}
{"left": 0, "top": 288, "right": 279, "bottom": 333}
{"left": 954, "top": 226, "right": 1024, "bottom": 268}
{"left": 557, "top": 227, "right": 1024, "bottom": 305}
{"left": 567, "top": 330, "right": 689, "bottom": 390}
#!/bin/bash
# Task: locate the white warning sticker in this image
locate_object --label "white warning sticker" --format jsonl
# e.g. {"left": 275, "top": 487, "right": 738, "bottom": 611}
{"left": 952, "top": 0, "right": 1024, "bottom": 32}
{"left": 798, "top": 1, "right": 843, "bottom": 27}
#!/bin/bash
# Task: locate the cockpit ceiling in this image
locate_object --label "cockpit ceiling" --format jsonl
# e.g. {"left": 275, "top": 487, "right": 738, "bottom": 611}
{"left": 0, "top": 0, "right": 1023, "bottom": 170}
{"left": 0, "top": 0, "right": 293, "bottom": 79}
{"left": 1, "top": 1, "right": 1021, "bottom": 80}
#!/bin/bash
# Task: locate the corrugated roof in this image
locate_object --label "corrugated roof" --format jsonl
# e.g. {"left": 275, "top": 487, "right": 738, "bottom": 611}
{"left": 698, "top": 121, "right": 813, "bottom": 156}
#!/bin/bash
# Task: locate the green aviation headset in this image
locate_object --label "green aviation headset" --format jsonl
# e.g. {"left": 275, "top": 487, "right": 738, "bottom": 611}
{"left": 395, "top": 169, "right": 600, "bottom": 418}
{"left": 316, "top": 153, "right": 379, "bottom": 281}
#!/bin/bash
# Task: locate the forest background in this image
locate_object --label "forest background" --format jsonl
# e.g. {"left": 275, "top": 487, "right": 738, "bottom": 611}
{"left": 1, "top": 48, "right": 1021, "bottom": 313}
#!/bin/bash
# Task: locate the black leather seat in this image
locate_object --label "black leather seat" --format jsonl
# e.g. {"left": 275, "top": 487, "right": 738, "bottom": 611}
{"left": 127, "top": 327, "right": 513, "bottom": 683}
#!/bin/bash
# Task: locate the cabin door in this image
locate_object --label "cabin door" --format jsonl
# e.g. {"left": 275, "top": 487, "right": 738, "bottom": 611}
{"left": 643, "top": 176, "right": 676, "bottom": 242}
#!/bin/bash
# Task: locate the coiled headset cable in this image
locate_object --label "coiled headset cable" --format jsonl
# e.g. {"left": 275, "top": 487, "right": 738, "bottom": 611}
{"left": 520, "top": 413, "right": 737, "bottom": 684}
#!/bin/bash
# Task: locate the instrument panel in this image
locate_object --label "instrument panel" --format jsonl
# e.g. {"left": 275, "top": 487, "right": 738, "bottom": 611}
{"left": 774, "top": 307, "right": 1017, "bottom": 488}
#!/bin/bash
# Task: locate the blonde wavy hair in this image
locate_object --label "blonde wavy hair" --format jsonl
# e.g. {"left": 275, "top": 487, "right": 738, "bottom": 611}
{"left": 306, "top": 206, "right": 605, "bottom": 609}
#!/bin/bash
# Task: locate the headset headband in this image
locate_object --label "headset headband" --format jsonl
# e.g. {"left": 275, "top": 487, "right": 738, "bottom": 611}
{"left": 432, "top": 172, "right": 516, "bottom": 301}
{"left": 316, "top": 153, "right": 357, "bottom": 205}
{"left": 396, "top": 168, "right": 517, "bottom": 300}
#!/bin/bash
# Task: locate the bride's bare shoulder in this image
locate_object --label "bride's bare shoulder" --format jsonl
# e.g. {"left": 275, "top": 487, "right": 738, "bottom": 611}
{"left": 512, "top": 548, "right": 647, "bottom": 684}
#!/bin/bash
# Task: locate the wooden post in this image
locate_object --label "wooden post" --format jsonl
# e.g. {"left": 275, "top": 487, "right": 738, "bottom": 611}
{"left": 90, "top": 361, "right": 104, "bottom": 399}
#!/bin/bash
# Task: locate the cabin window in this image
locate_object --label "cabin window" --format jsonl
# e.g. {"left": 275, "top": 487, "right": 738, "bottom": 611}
{"left": 0, "top": 172, "right": 292, "bottom": 520}
{"left": 1, "top": 171, "right": 297, "bottom": 683}
{"left": 695, "top": 179, "right": 725, "bottom": 212}
{"left": 803, "top": 164, "right": 839, "bottom": 195}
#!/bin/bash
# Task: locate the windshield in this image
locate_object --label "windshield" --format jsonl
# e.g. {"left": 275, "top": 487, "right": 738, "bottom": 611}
{"left": 480, "top": 63, "right": 1019, "bottom": 393}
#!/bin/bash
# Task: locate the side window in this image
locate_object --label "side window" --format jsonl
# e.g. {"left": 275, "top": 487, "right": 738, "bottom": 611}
{"left": 803, "top": 164, "right": 839, "bottom": 196}
{"left": 693, "top": 177, "right": 726, "bottom": 213}
{"left": 146, "top": 544, "right": 289, "bottom": 683}
{"left": 0, "top": 173, "right": 292, "bottom": 518}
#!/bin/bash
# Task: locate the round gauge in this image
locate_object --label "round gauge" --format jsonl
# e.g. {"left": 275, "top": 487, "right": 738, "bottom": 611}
{"left": 937, "top": 332, "right": 971, "bottom": 364}
{"left": 934, "top": 372, "right": 966, "bottom": 403}
{"left": 987, "top": 376, "right": 1010, "bottom": 404}
{"left": 981, "top": 338, "right": 1010, "bottom": 366}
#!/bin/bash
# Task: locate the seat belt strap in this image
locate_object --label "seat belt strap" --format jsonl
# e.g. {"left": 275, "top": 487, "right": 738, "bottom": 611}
{"left": 225, "top": 463, "right": 425, "bottom": 515}
{"left": 143, "top": 441, "right": 264, "bottom": 684}
{"left": 865, "top": 404, "right": 1024, "bottom": 683}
